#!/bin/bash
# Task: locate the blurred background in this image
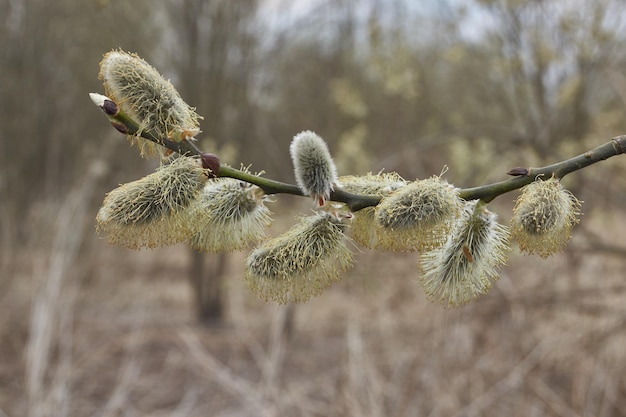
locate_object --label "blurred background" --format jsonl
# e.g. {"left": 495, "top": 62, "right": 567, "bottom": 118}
{"left": 2, "top": 0, "right": 626, "bottom": 416}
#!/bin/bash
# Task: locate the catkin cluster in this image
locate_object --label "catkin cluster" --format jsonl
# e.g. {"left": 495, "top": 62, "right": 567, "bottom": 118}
{"left": 97, "top": 159, "right": 272, "bottom": 251}
{"left": 93, "top": 49, "right": 589, "bottom": 309}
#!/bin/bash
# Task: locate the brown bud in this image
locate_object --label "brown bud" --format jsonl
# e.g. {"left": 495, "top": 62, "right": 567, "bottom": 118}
{"left": 102, "top": 99, "right": 119, "bottom": 116}
{"left": 200, "top": 152, "right": 220, "bottom": 178}
{"left": 111, "top": 122, "right": 128, "bottom": 134}
{"left": 507, "top": 167, "right": 529, "bottom": 177}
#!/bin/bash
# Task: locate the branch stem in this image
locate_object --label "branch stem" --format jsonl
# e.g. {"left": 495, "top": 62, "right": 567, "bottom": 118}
{"left": 459, "top": 136, "right": 626, "bottom": 202}
{"left": 91, "top": 94, "right": 626, "bottom": 211}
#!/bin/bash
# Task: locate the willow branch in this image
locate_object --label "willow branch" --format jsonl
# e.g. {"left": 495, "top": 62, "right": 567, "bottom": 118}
{"left": 91, "top": 93, "right": 626, "bottom": 211}
{"left": 460, "top": 136, "right": 626, "bottom": 202}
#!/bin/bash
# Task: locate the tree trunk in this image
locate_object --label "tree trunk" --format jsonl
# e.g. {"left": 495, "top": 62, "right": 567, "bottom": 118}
{"left": 189, "top": 251, "right": 227, "bottom": 323}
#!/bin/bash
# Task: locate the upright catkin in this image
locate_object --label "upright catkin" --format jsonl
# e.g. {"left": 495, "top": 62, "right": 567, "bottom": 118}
{"left": 290, "top": 131, "right": 338, "bottom": 205}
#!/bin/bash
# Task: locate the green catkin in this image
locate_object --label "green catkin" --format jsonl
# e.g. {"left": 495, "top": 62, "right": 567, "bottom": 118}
{"left": 245, "top": 212, "right": 353, "bottom": 304}
{"left": 99, "top": 50, "right": 201, "bottom": 157}
{"left": 510, "top": 177, "right": 582, "bottom": 258}
{"left": 188, "top": 178, "right": 273, "bottom": 252}
{"left": 96, "top": 157, "right": 207, "bottom": 249}
{"left": 374, "top": 176, "right": 462, "bottom": 251}
{"left": 420, "top": 200, "right": 510, "bottom": 308}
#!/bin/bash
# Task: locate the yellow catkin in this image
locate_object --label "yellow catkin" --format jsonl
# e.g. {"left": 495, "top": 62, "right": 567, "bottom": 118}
{"left": 96, "top": 157, "right": 207, "bottom": 249}
{"left": 245, "top": 212, "right": 353, "bottom": 304}
{"left": 188, "top": 178, "right": 273, "bottom": 252}
{"left": 338, "top": 173, "right": 408, "bottom": 249}
{"left": 374, "top": 176, "right": 462, "bottom": 251}
{"left": 99, "top": 50, "right": 201, "bottom": 157}
{"left": 510, "top": 177, "right": 582, "bottom": 258}
{"left": 420, "top": 200, "right": 510, "bottom": 308}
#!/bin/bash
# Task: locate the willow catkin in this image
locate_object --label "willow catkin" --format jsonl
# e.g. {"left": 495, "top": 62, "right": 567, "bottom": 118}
{"left": 99, "top": 50, "right": 201, "bottom": 157}
{"left": 245, "top": 212, "right": 353, "bottom": 304}
{"left": 374, "top": 176, "right": 462, "bottom": 251}
{"left": 96, "top": 157, "right": 207, "bottom": 249}
{"left": 420, "top": 200, "right": 510, "bottom": 308}
{"left": 290, "top": 131, "right": 338, "bottom": 205}
{"left": 188, "top": 178, "right": 272, "bottom": 252}
{"left": 338, "top": 172, "right": 408, "bottom": 249}
{"left": 510, "top": 177, "right": 582, "bottom": 258}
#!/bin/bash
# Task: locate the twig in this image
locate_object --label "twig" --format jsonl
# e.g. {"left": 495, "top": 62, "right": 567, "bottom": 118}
{"left": 91, "top": 94, "right": 626, "bottom": 210}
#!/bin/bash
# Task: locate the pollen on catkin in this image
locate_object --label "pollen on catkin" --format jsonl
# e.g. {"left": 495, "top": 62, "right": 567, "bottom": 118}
{"left": 290, "top": 131, "right": 338, "bottom": 205}
{"left": 419, "top": 200, "right": 510, "bottom": 308}
{"left": 188, "top": 178, "right": 273, "bottom": 252}
{"left": 99, "top": 50, "right": 201, "bottom": 157}
{"left": 510, "top": 177, "right": 582, "bottom": 258}
{"left": 338, "top": 173, "right": 408, "bottom": 249}
{"left": 96, "top": 157, "right": 208, "bottom": 249}
{"left": 374, "top": 176, "right": 462, "bottom": 251}
{"left": 244, "top": 211, "right": 353, "bottom": 304}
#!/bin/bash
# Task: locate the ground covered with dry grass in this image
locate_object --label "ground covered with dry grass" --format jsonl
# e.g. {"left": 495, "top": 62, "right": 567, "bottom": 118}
{"left": 1, "top": 198, "right": 626, "bottom": 417}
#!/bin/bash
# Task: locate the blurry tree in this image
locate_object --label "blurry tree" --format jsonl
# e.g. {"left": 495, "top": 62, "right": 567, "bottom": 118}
{"left": 166, "top": 0, "right": 261, "bottom": 322}
{"left": 0, "top": 0, "right": 163, "bottom": 263}
{"left": 467, "top": 0, "right": 620, "bottom": 156}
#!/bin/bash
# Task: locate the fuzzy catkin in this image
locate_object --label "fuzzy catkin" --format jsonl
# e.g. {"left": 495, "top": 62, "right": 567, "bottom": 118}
{"left": 245, "top": 212, "right": 352, "bottom": 304}
{"left": 338, "top": 173, "right": 408, "bottom": 249}
{"left": 96, "top": 157, "right": 207, "bottom": 249}
{"left": 99, "top": 50, "right": 201, "bottom": 157}
{"left": 188, "top": 178, "right": 272, "bottom": 252}
{"left": 510, "top": 177, "right": 581, "bottom": 258}
{"left": 290, "top": 131, "right": 338, "bottom": 204}
{"left": 374, "top": 176, "right": 462, "bottom": 251}
{"left": 420, "top": 200, "right": 510, "bottom": 308}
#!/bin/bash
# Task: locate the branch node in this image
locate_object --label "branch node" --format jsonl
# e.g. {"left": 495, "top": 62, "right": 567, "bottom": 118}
{"left": 611, "top": 135, "right": 626, "bottom": 155}
{"left": 200, "top": 152, "right": 221, "bottom": 178}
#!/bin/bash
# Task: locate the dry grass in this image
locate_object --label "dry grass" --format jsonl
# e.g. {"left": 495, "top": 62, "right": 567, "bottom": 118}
{"left": 1, "top": 188, "right": 626, "bottom": 417}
